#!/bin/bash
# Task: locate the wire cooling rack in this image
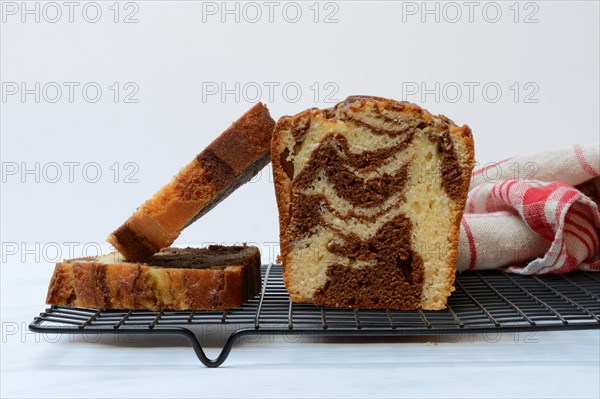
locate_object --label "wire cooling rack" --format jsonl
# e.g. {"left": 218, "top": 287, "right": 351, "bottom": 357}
{"left": 29, "top": 264, "right": 600, "bottom": 367}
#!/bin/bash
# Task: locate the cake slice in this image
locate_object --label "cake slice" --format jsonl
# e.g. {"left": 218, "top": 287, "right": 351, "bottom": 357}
{"left": 271, "top": 96, "right": 475, "bottom": 310}
{"left": 46, "top": 245, "right": 262, "bottom": 311}
{"left": 108, "top": 103, "right": 275, "bottom": 262}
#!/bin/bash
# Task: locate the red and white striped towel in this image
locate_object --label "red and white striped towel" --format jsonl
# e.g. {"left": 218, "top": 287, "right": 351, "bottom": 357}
{"left": 457, "top": 143, "right": 600, "bottom": 274}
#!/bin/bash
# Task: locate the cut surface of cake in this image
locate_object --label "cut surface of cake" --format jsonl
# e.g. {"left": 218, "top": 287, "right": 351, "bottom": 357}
{"left": 46, "top": 245, "right": 261, "bottom": 311}
{"left": 271, "top": 96, "right": 475, "bottom": 310}
{"left": 108, "top": 103, "right": 275, "bottom": 262}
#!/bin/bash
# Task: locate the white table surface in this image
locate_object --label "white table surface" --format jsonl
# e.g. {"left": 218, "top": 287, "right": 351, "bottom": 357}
{"left": 2, "top": 263, "right": 599, "bottom": 399}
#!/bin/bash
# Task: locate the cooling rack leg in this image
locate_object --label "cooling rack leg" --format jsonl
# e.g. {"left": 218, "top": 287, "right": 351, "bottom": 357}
{"left": 177, "top": 328, "right": 243, "bottom": 368}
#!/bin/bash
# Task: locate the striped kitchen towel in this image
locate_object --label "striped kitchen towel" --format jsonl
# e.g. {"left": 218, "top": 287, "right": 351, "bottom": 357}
{"left": 457, "top": 143, "right": 600, "bottom": 273}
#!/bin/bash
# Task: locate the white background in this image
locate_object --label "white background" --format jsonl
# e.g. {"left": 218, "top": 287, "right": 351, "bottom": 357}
{"left": 1, "top": 1, "right": 599, "bottom": 398}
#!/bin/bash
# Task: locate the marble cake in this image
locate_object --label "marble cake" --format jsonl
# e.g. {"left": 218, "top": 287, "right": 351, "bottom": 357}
{"left": 46, "top": 245, "right": 262, "bottom": 311}
{"left": 108, "top": 103, "right": 275, "bottom": 262}
{"left": 271, "top": 96, "right": 475, "bottom": 310}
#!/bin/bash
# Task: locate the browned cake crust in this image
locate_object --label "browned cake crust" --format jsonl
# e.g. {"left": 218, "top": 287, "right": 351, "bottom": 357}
{"left": 271, "top": 96, "right": 475, "bottom": 310}
{"left": 108, "top": 103, "right": 276, "bottom": 262}
{"left": 46, "top": 246, "right": 262, "bottom": 311}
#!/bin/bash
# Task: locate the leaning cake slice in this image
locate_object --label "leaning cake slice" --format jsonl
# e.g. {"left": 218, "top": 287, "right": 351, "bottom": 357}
{"left": 46, "top": 245, "right": 262, "bottom": 311}
{"left": 271, "top": 96, "right": 475, "bottom": 310}
{"left": 108, "top": 103, "right": 275, "bottom": 262}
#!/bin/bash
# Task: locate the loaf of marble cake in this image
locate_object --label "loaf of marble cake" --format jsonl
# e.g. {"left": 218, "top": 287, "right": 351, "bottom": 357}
{"left": 271, "top": 96, "right": 475, "bottom": 310}
{"left": 108, "top": 103, "right": 275, "bottom": 262}
{"left": 46, "top": 246, "right": 262, "bottom": 311}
